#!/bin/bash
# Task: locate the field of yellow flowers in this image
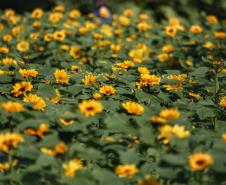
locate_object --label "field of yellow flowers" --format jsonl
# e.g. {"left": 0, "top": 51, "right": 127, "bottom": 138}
{"left": 0, "top": 4, "right": 226, "bottom": 185}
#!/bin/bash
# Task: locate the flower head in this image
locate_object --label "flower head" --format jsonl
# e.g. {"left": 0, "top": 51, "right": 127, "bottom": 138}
{"left": 78, "top": 100, "right": 103, "bottom": 117}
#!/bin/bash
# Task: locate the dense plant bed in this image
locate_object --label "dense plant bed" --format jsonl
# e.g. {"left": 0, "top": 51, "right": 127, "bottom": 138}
{"left": 0, "top": 5, "right": 226, "bottom": 185}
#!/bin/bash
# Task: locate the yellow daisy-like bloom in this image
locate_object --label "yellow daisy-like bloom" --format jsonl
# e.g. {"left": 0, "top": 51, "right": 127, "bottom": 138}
{"left": 99, "top": 6, "right": 111, "bottom": 18}
{"left": 23, "top": 94, "right": 46, "bottom": 111}
{"left": 31, "top": 8, "right": 44, "bottom": 19}
{"left": 1, "top": 57, "right": 17, "bottom": 66}
{"left": 149, "top": 116, "right": 167, "bottom": 125}
{"left": 137, "top": 22, "right": 151, "bottom": 31}
{"left": 188, "top": 153, "right": 214, "bottom": 171}
{"left": 190, "top": 25, "right": 202, "bottom": 33}
{"left": 92, "top": 93, "right": 102, "bottom": 100}
{"left": 222, "top": 133, "right": 226, "bottom": 143}
{"left": 159, "top": 109, "right": 180, "bottom": 120}
{"left": 162, "top": 44, "right": 174, "bottom": 53}
{"left": 82, "top": 74, "right": 97, "bottom": 86}
{"left": 19, "top": 68, "right": 38, "bottom": 78}
{"left": 69, "top": 9, "right": 81, "bottom": 19}
{"left": 59, "top": 118, "right": 74, "bottom": 126}
{"left": 70, "top": 46, "right": 81, "bottom": 59}
{"left": 99, "top": 85, "right": 116, "bottom": 95}
{"left": 157, "top": 53, "right": 169, "bottom": 62}
{"left": 54, "top": 69, "right": 69, "bottom": 84}
{"left": 207, "top": 15, "right": 218, "bottom": 24}
{"left": 11, "top": 81, "right": 33, "bottom": 97}
{"left": 0, "top": 47, "right": 9, "bottom": 54}
{"left": 78, "top": 100, "right": 103, "bottom": 117}
{"left": 219, "top": 96, "right": 226, "bottom": 108}
{"left": 129, "top": 49, "right": 144, "bottom": 63}
{"left": 214, "top": 31, "right": 226, "bottom": 40}
{"left": 137, "top": 74, "right": 161, "bottom": 88}
{"left": 0, "top": 133, "right": 24, "bottom": 153}
{"left": 158, "top": 125, "right": 173, "bottom": 144}
{"left": 53, "top": 30, "right": 66, "bottom": 41}
{"left": 112, "top": 60, "right": 134, "bottom": 71}
{"left": 41, "top": 142, "right": 67, "bottom": 157}
{"left": 24, "top": 123, "right": 48, "bottom": 138}
{"left": 165, "top": 26, "right": 177, "bottom": 37}
{"left": 49, "top": 89, "right": 61, "bottom": 104}
{"left": 2, "top": 34, "right": 12, "bottom": 42}
{"left": 0, "top": 160, "right": 17, "bottom": 173}
{"left": 63, "top": 159, "right": 83, "bottom": 177}
{"left": 0, "top": 101, "right": 24, "bottom": 113}
{"left": 118, "top": 16, "right": 130, "bottom": 26}
{"left": 188, "top": 92, "right": 201, "bottom": 100}
{"left": 71, "top": 65, "right": 81, "bottom": 73}
{"left": 122, "top": 101, "right": 144, "bottom": 115}
{"left": 137, "top": 67, "right": 150, "bottom": 74}
{"left": 115, "top": 164, "right": 138, "bottom": 178}
{"left": 138, "top": 177, "right": 162, "bottom": 185}
{"left": 172, "top": 125, "right": 190, "bottom": 139}
{"left": 44, "top": 33, "right": 53, "bottom": 42}
{"left": 17, "top": 41, "right": 30, "bottom": 52}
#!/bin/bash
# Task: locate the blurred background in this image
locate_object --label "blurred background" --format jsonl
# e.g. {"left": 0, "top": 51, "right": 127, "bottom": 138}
{"left": 0, "top": 0, "right": 225, "bottom": 20}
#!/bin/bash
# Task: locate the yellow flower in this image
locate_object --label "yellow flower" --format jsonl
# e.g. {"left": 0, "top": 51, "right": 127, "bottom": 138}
{"left": 214, "top": 31, "right": 226, "bottom": 40}
{"left": 219, "top": 96, "right": 226, "bottom": 108}
{"left": 188, "top": 92, "right": 201, "bottom": 100}
{"left": 0, "top": 47, "right": 9, "bottom": 54}
{"left": 207, "top": 15, "right": 218, "bottom": 24}
{"left": 137, "top": 22, "right": 151, "bottom": 31}
{"left": 115, "top": 164, "right": 138, "bottom": 178}
{"left": 19, "top": 68, "right": 38, "bottom": 78}
{"left": 53, "top": 30, "right": 66, "bottom": 41}
{"left": 24, "top": 123, "right": 48, "bottom": 138}
{"left": 129, "top": 49, "right": 144, "bottom": 63}
{"left": 137, "top": 74, "right": 161, "bottom": 88}
{"left": 70, "top": 46, "right": 81, "bottom": 59}
{"left": 0, "top": 101, "right": 24, "bottom": 112}
{"left": 159, "top": 109, "right": 180, "bottom": 120}
{"left": 203, "top": 41, "right": 215, "bottom": 49}
{"left": 172, "top": 125, "right": 190, "bottom": 139}
{"left": 1, "top": 58, "right": 17, "bottom": 66}
{"left": 163, "top": 84, "right": 181, "bottom": 92}
{"left": 60, "top": 118, "right": 74, "bottom": 126}
{"left": 99, "top": 85, "right": 116, "bottom": 95}
{"left": 31, "top": 8, "right": 44, "bottom": 19}
{"left": 188, "top": 153, "right": 214, "bottom": 171}
{"left": 69, "top": 9, "right": 81, "bottom": 19}
{"left": 71, "top": 65, "right": 81, "bottom": 73}
{"left": 165, "top": 26, "right": 177, "bottom": 37}
{"left": 63, "top": 159, "right": 83, "bottom": 177}
{"left": 54, "top": 69, "right": 69, "bottom": 84}
{"left": 11, "top": 81, "right": 33, "bottom": 97}
{"left": 122, "top": 101, "right": 144, "bottom": 115}
{"left": 49, "top": 89, "right": 61, "bottom": 104}
{"left": 41, "top": 142, "right": 67, "bottom": 157}
{"left": 92, "top": 93, "right": 103, "bottom": 100}
{"left": 83, "top": 74, "right": 97, "bottom": 86}
{"left": 158, "top": 125, "right": 173, "bottom": 144}
{"left": 190, "top": 25, "right": 202, "bottom": 33}
{"left": 222, "top": 133, "right": 226, "bottom": 143}
{"left": 99, "top": 6, "right": 111, "bottom": 18}
{"left": 162, "top": 44, "right": 174, "bottom": 53}
{"left": 149, "top": 116, "right": 167, "bottom": 125}
{"left": 2, "top": 34, "right": 12, "bottom": 42}
{"left": 17, "top": 41, "right": 30, "bottom": 52}
{"left": 137, "top": 67, "right": 150, "bottom": 74}
{"left": 118, "top": 16, "right": 130, "bottom": 26}
{"left": 157, "top": 53, "right": 169, "bottom": 62}
{"left": 48, "top": 12, "right": 63, "bottom": 24}
{"left": 0, "top": 160, "right": 17, "bottom": 173}
{"left": 112, "top": 60, "right": 134, "bottom": 70}
{"left": 0, "top": 133, "right": 24, "bottom": 153}
{"left": 78, "top": 100, "right": 103, "bottom": 117}
{"left": 23, "top": 94, "right": 46, "bottom": 111}
{"left": 44, "top": 33, "right": 53, "bottom": 42}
